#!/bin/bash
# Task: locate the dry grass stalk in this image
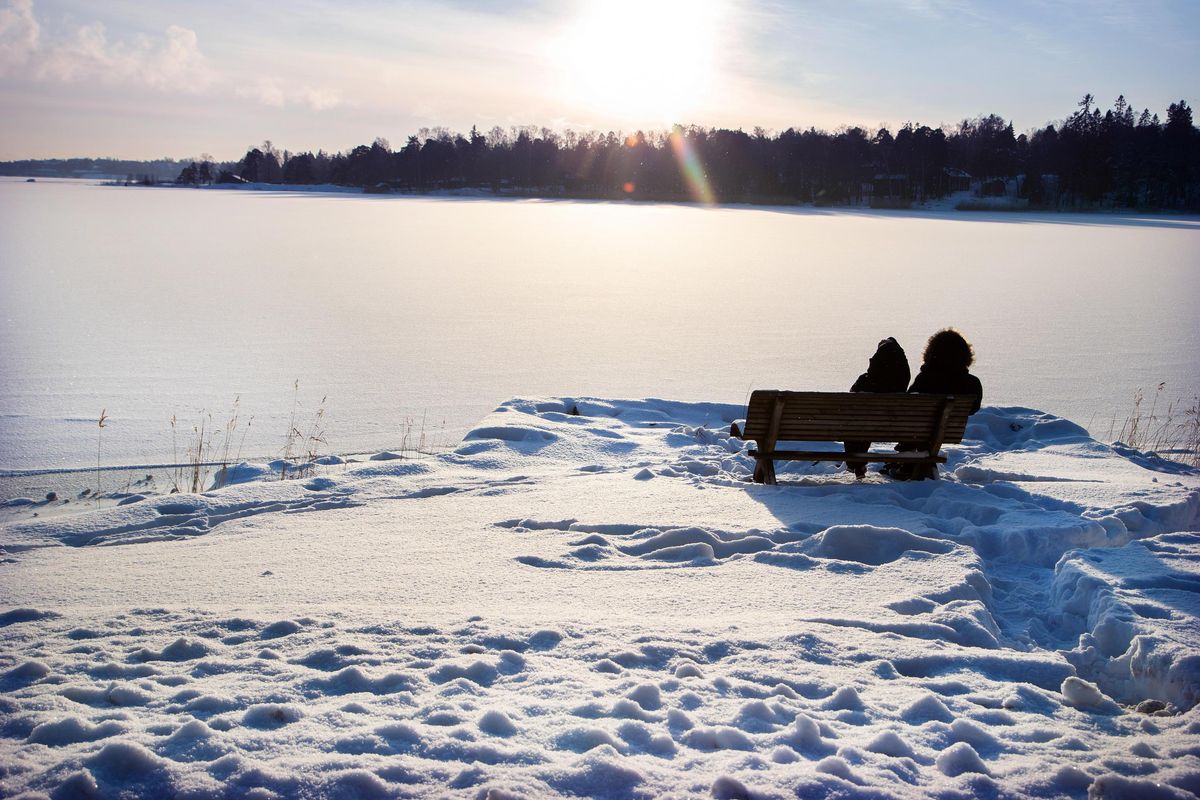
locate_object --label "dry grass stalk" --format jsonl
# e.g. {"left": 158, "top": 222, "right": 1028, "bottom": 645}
{"left": 96, "top": 409, "right": 108, "bottom": 500}
{"left": 1111, "top": 383, "right": 1200, "bottom": 467}
{"left": 169, "top": 398, "right": 249, "bottom": 493}
{"left": 280, "top": 381, "right": 328, "bottom": 480}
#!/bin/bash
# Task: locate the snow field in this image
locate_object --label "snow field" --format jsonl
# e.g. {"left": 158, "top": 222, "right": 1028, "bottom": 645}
{"left": 1, "top": 397, "right": 1199, "bottom": 798}
{"left": 3, "top": 604, "right": 1199, "bottom": 798}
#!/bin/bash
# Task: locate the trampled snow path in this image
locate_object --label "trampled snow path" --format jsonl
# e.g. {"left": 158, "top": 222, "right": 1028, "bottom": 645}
{"left": 1, "top": 398, "right": 1198, "bottom": 798}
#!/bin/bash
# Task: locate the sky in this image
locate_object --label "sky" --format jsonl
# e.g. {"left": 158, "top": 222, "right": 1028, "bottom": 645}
{"left": 0, "top": 0, "right": 1197, "bottom": 160}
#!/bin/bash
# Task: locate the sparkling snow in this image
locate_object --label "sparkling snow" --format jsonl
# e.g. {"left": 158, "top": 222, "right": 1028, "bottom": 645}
{"left": 2, "top": 397, "right": 1198, "bottom": 798}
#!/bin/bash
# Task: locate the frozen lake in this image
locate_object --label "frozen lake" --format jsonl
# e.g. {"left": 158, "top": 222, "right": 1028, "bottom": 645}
{"left": 1, "top": 178, "right": 1198, "bottom": 474}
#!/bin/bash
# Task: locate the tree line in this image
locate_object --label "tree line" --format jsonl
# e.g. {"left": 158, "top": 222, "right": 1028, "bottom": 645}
{"left": 169, "top": 94, "right": 1193, "bottom": 210}
{"left": 0, "top": 157, "right": 188, "bottom": 182}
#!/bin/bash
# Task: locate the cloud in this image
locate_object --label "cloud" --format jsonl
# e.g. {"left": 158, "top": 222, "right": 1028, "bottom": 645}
{"left": 0, "top": 0, "right": 39, "bottom": 72}
{"left": 236, "top": 77, "right": 286, "bottom": 108}
{"left": 300, "top": 86, "right": 342, "bottom": 112}
{"left": 235, "top": 77, "right": 343, "bottom": 111}
{"left": 34, "top": 21, "right": 216, "bottom": 91}
{"left": 0, "top": 0, "right": 214, "bottom": 91}
{"left": 0, "top": 0, "right": 347, "bottom": 112}
{"left": 152, "top": 25, "right": 215, "bottom": 90}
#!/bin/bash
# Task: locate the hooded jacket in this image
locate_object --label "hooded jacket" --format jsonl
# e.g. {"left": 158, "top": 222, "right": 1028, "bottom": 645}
{"left": 850, "top": 337, "right": 911, "bottom": 394}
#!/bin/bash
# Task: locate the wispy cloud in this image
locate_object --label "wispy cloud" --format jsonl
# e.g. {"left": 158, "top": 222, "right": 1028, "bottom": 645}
{"left": 235, "top": 77, "right": 343, "bottom": 112}
{"left": 34, "top": 22, "right": 215, "bottom": 91}
{"left": 0, "top": 0, "right": 214, "bottom": 91}
{"left": 0, "top": 0, "right": 343, "bottom": 109}
{"left": 0, "top": 0, "right": 39, "bottom": 72}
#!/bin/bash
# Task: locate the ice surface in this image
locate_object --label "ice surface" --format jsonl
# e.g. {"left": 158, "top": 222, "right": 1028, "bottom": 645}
{"left": 1, "top": 396, "right": 1199, "bottom": 797}
{"left": 2, "top": 180, "right": 1198, "bottom": 476}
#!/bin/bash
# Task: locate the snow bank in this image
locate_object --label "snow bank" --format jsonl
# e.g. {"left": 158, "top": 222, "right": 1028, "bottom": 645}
{"left": 1, "top": 397, "right": 1198, "bottom": 798}
{"left": 1054, "top": 533, "right": 1200, "bottom": 709}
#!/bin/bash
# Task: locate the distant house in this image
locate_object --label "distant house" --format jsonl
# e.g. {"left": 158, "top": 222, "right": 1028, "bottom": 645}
{"left": 863, "top": 173, "right": 910, "bottom": 207}
{"left": 871, "top": 173, "right": 909, "bottom": 199}
{"left": 943, "top": 167, "right": 971, "bottom": 193}
{"left": 979, "top": 178, "right": 1007, "bottom": 197}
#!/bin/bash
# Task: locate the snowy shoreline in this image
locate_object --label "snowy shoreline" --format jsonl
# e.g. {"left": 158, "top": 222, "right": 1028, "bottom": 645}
{"left": 2, "top": 397, "right": 1198, "bottom": 798}
{"left": 13, "top": 177, "right": 1200, "bottom": 220}
{"left": 109, "top": 179, "right": 1200, "bottom": 221}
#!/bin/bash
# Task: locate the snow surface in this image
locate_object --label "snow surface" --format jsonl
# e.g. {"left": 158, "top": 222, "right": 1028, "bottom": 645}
{"left": 2, "top": 397, "right": 1199, "bottom": 798}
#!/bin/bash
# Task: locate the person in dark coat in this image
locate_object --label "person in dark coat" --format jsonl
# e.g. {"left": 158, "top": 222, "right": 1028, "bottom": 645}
{"left": 844, "top": 337, "right": 910, "bottom": 478}
{"left": 890, "top": 328, "right": 983, "bottom": 480}
{"left": 908, "top": 328, "right": 982, "bottom": 412}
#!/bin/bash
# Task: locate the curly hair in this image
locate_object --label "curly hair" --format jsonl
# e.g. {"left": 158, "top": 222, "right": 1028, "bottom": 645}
{"left": 923, "top": 328, "right": 974, "bottom": 370}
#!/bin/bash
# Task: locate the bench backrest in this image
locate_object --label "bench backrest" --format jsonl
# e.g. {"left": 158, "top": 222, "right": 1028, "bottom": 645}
{"left": 742, "top": 391, "right": 975, "bottom": 445}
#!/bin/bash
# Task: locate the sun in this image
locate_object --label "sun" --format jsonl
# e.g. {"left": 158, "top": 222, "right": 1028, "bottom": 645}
{"left": 549, "top": 0, "right": 724, "bottom": 126}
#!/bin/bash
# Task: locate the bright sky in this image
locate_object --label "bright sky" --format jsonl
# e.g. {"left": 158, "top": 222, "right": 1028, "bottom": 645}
{"left": 1, "top": 0, "right": 1197, "bottom": 160}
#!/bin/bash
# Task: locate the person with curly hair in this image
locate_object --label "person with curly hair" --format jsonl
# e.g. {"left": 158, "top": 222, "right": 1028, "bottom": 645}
{"left": 888, "top": 328, "right": 982, "bottom": 480}
{"left": 907, "top": 328, "right": 982, "bottom": 413}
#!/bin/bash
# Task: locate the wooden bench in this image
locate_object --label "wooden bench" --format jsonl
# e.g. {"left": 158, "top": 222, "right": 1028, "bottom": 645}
{"left": 733, "top": 391, "right": 976, "bottom": 484}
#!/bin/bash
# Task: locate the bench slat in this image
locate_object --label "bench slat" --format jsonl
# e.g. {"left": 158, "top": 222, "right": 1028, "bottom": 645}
{"left": 743, "top": 421, "right": 970, "bottom": 437}
{"left": 763, "top": 421, "right": 965, "bottom": 430}
{"left": 750, "top": 416, "right": 970, "bottom": 429}
{"left": 747, "top": 413, "right": 964, "bottom": 423}
{"left": 749, "top": 449, "right": 946, "bottom": 464}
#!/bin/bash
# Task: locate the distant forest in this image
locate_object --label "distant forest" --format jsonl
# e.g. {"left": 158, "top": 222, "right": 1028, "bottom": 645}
{"left": 7, "top": 95, "right": 1199, "bottom": 210}
{"left": 0, "top": 157, "right": 188, "bottom": 182}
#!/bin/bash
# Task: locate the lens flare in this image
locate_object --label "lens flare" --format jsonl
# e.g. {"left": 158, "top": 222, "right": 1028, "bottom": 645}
{"left": 669, "top": 129, "right": 715, "bottom": 205}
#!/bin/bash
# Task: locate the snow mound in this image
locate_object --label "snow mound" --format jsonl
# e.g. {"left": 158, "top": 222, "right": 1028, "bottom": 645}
{"left": 0, "top": 607, "right": 58, "bottom": 626}
{"left": 242, "top": 703, "right": 303, "bottom": 728}
{"left": 1061, "top": 676, "right": 1122, "bottom": 713}
{"left": 130, "top": 637, "right": 209, "bottom": 662}
{"left": 27, "top": 716, "right": 124, "bottom": 745}
{"left": 936, "top": 741, "right": 990, "bottom": 776}
{"left": 800, "top": 525, "right": 953, "bottom": 565}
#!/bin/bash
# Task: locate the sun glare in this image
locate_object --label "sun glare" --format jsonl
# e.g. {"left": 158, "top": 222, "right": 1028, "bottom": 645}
{"left": 550, "top": 0, "right": 724, "bottom": 126}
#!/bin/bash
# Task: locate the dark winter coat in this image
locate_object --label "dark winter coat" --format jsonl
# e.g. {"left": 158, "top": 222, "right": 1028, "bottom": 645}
{"left": 908, "top": 366, "right": 983, "bottom": 413}
{"left": 850, "top": 337, "right": 910, "bottom": 393}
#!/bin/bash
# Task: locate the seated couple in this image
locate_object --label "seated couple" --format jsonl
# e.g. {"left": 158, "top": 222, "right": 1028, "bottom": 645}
{"left": 845, "top": 328, "right": 982, "bottom": 480}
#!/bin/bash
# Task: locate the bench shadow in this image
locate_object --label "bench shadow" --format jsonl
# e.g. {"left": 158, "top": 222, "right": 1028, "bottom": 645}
{"left": 733, "top": 461, "right": 952, "bottom": 541}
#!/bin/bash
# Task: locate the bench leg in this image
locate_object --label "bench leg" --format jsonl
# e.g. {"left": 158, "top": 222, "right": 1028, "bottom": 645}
{"left": 751, "top": 456, "right": 778, "bottom": 484}
{"left": 753, "top": 454, "right": 777, "bottom": 485}
{"left": 757, "top": 398, "right": 783, "bottom": 486}
{"left": 752, "top": 438, "right": 766, "bottom": 483}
